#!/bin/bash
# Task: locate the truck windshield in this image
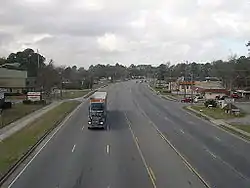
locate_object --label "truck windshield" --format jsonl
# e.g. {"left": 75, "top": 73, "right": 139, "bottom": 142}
{"left": 91, "top": 103, "right": 104, "bottom": 111}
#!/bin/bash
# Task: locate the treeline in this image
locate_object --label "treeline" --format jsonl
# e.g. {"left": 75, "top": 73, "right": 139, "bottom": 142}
{"left": 1, "top": 46, "right": 250, "bottom": 91}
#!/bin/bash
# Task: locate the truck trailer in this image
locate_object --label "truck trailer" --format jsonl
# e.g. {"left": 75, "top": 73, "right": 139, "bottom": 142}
{"left": 88, "top": 91, "right": 107, "bottom": 129}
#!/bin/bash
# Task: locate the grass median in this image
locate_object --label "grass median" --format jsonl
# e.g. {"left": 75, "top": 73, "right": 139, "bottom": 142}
{"left": 0, "top": 103, "right": 46, "bottom": 129}
{"left": 0, "top": 100, "right": 80, "bottom": 178}
{"left": 61, "top": 90, "right": 90, "bottom": 99}
{"left": 231, "top": 124, "right": 250, "bottom": 134}
{"left": 191, "top": 105, "right": 245, "bottom": 119}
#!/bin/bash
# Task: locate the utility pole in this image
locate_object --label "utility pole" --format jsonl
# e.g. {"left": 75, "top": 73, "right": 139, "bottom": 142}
{"left": 184, "top": 61, "right": 188, "bottom": 98}
{"left": 191, "top": 72, "right": 194, "bottom": 104}
{"left": 169, "top": 68, "right": 172, "bottom": 93}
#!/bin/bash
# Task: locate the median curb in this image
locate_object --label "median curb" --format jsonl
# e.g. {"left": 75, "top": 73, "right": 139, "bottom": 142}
{"left": 185, "top": 106, "right": 250, "bottom": 139}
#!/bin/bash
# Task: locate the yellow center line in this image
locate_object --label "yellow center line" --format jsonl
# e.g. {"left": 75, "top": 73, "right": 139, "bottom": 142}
{"left": 124, "top": 112, "right": 157, "bottom": 188}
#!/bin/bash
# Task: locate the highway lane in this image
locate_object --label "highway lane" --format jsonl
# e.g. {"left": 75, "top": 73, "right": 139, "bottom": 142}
{"left": 3, "top": 82, "right": 206, "bottom": 188}
{"left": 132, "top": 82, "right": 250, "bottom": 188}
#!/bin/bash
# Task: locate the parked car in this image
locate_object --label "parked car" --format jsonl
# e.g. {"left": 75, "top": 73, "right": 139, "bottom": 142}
{"left": 231, "top": 93, "right": 241, "bottom": 99}
{"left": 215, "top": 95, "right": 229, "bottom": 100}
{"left": 181, "top": 97, "right": 193, "bottom": 103}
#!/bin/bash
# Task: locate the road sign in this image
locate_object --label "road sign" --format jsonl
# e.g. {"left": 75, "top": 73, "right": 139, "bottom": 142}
{"left": 27, "top": 92, "right": 41, "bottom": 101}
{"left": 224, "top": 98, "right": 234, "bottom": 104}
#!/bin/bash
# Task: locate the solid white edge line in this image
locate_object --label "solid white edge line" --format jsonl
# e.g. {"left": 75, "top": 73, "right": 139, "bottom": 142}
{"left": 7, "top": 101, "right": 84, "bottom": 188}
{"left": 82, "top": 125, "right": 84, "bottom": 130}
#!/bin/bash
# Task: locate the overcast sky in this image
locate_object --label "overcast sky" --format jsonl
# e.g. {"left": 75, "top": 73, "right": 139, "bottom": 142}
{"left": 0, "top": 0, "right": 250, "bottom": 68}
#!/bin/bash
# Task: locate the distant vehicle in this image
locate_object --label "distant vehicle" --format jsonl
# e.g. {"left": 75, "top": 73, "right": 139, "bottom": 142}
{"left": 215, "top": 95, "right": 229, "bottom": 100}
{"left": 231, "top": 92, "right": 241, "bottom": 99}
{"left": 181, "top": 97, "right": 193, "bottom": 103}
{"left": 194, "top": 96, "right": 204, "bottom": 103}
{"left": 88, "top": 91, "right": 107, "bottom": 129}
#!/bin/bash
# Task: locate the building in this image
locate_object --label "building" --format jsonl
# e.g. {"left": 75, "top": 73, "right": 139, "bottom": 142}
{"left": 0, "top": 68, "right": 27, "bottom": 93}
{"left": 171, "top": 77, "right": 194, "bottom": 95}
{"left": 193, "top": 81, "right": 228, "bottom": 99}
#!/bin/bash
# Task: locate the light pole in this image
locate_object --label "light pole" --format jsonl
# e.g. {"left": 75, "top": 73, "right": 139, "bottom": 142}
{"left": 191, "top": 73, "right": 194, "bottom": 104}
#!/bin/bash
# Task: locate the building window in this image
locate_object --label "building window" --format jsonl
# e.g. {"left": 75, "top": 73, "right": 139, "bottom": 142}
{"left": 26, "top": 81, "right": 30, "bottom": 86}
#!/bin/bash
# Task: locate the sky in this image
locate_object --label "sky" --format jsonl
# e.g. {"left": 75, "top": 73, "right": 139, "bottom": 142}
{"left": 0, "top": 0, "right": 250, "bottom": 68}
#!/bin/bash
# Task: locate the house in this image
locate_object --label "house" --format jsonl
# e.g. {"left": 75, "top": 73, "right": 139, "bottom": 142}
{"left": 193, "top": 81, "right": 229, "bottom": 99}
{"left": 0, "top": 68, "right": 27, "bottom": 93}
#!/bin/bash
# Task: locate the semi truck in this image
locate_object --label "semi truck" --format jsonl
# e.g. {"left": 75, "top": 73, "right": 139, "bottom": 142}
{"left": 88, "top": 91, "right": 107, "bottom": 129}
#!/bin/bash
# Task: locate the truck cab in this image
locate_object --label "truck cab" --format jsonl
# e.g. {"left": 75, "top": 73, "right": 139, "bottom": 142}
{"left": 88, "top": 92, "right": 107, "bottom": 129}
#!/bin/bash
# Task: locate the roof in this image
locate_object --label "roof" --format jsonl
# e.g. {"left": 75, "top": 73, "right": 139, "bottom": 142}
{"left": 91, "top": 91, "right": 107, "bottom": 100}
{"left": 195, "top": 81, "right": 224, "bottom": 89}
{"left": 0, "top": 68, "right": 27, "bottom": 78}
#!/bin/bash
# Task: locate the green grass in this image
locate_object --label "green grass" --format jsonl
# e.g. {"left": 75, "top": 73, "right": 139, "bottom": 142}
{"left": 0, "top": 101, "right": 80, "bottom": 178}
{"left": 61, "top": 90, "right": 90, "bottom": 99}
{"left": 0, "top": 103, "right": 46, "bottom": 128}
{"left": 231, "top": 124, "right": 250, "bottom": 134}
{"left": 191, "top": 105, "right": 245, "bottom": 119}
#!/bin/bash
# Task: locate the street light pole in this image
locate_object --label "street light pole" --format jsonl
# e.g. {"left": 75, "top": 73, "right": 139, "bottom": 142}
{"left": 191, "top": 73, "right": 194, "bottom": 104}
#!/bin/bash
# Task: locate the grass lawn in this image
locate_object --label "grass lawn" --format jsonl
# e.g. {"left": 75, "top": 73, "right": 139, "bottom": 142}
{"left": 231, "top": 124, "right": 250, "bottom": 134}
{"left": 0, "top": 101, "right": 80, "bottom": 178}
{"left": 191, "top": 105, "right": 245, "bottom": 119}
{"left": 61, "top": 90, "right": 90, "bottom": 99}
{"left": 0, "top": 103, "right": 45, "bottom": 128}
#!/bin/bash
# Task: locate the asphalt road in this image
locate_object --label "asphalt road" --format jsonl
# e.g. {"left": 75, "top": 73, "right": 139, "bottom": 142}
{"left": 3, "top": 81, "right": 250, "bottom": 188}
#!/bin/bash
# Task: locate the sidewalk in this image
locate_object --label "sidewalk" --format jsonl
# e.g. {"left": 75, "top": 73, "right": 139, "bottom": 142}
{"left": 186, "top": 106, "right": 250, "bottom": 138}
{"left": 0, "top": 101, "right": 62, "bottom": 141}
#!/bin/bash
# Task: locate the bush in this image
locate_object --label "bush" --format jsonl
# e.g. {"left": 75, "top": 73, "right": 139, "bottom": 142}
{"left": 4, "top": 92, "right": 24, "bottom": 96}
{"left": 204, "top": 99, "right": 217, "bottom": 108}
{"left": 23, "top": 100, "right": 46, "bottom": 105}
{"left": 23, "top": 100, "right": 32, "bottom": 104}
{"left": 162, "top": 90, "right": 171, "bottom": 94}
{"left": 33, "top": 100, "right": 46, "bottom": 105}
{"left": 2, "top": 102, "right": 12, "bottom": 109}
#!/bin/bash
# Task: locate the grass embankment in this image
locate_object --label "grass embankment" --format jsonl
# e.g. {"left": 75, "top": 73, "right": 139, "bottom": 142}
{"left": 0, "top": 103, "right": 45, "bottom": 128}
{"left": 231, "top": 124, "right": 250, "bottom": 134}
{"left": 191, "top": 106, "right": 245, "bottom": 119}
{"left": 61, "top": 90, "right": 90, "bottom": 99}
{"left": 0, "top": 101, "right": 80, "bottom": 178}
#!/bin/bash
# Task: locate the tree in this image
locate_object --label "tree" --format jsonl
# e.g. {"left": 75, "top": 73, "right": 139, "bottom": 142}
{"left": 0, "top": 57, "right": 6, "bottom": 65}
{"left": 6, "top": 48, "right": 46, "bottom": 77}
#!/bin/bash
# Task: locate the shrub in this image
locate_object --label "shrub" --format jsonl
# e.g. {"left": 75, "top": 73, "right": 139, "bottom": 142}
{"left": 23, "top": 100, "right": 32, "bottom": 104}
{"left": 2, "top": 102, "right": 12, "bottom": 109}
{"left": 162, "top": 90, "right": 171, "bottom": 94}
{"left": 204, "top": 99, "right": 217, "bottom": 108}
{"left": 34, "top": 100, "right": 46, "bottom": 105}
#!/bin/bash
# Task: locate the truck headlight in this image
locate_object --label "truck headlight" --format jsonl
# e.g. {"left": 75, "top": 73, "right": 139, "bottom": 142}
{"left": 100, "top": 121, "right": 104, "bottom": 125}
{"left": 88, "top": 121, "right": 91, "bottom": 124}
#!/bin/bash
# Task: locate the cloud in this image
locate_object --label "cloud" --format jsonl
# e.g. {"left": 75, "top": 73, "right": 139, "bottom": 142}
{"left": 0, "top": 0, "right": 249, "bottom": 68}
